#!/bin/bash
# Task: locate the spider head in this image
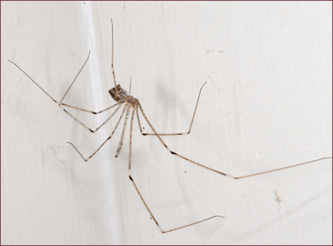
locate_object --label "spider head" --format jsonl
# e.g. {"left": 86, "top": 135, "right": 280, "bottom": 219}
{"left": 109, "top": 84, "right": 128, "bottom": 102}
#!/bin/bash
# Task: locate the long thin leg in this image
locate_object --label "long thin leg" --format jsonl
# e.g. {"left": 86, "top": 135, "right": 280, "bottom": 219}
{"left": 115, "top": 105, "right": 131, "bottom": 157}
{"left": 57, "top": 50, "right": 121, "bottom": 132}
{"left": 8, "top": 60, "right": 57, "bottom": 103}
{"left": 233, "top": 157, "right": 332, "bottom": 179}
{"left": 128, "top": 77, "right": 132, "bottom": 96}
{"left": 9, "top": 58, "right": 120, "bottom": 133}
{"left": 137, "top": 82, "right": 207, "bottom": 136}
{"left": 60, "top": 103, "right": 122, "bottom": 133}
{"left": 59, "top": 51, "right": 91, "bottom": 105}
{"left": 68, "top": 105, "right": 127, "bottom": 162}
{"left": 111, "top": 19, "right": 118, "bottom": 95}
{"left": 138, "top": 103, "right": 332, "bottom": 179}
{"left": 61, "top": 102, "right": 119, "bottom": 115}
{"left": 128, "top": 105, "right": 223, "bottom": 233}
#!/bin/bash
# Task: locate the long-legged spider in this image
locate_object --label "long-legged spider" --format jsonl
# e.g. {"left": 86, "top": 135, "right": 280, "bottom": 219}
{"left": 8, "top": 19, "right": 332, "bottom": 233}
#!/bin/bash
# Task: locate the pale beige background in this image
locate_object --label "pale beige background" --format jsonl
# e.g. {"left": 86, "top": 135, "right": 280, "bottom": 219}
{"left": 2, "top": 1, "right": 332, "bottom": 245}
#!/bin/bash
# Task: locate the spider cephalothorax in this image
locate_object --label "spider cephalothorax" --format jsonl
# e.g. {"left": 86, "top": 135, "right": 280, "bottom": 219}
{"left": 109, "top": 84, "right": 138, "bottom": 105}
{"left": 109, "top": 84, "right": 128, "bottom": 102}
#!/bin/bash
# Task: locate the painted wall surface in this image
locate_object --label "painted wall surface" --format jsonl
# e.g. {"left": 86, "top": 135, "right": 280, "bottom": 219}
{"left": 2, "top": 1, "right": 332, "bottom": 245}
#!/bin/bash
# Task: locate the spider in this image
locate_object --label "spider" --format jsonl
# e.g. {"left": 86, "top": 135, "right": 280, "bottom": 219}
{"left": 8, "top": 19, "right": 332, "bottom": 233}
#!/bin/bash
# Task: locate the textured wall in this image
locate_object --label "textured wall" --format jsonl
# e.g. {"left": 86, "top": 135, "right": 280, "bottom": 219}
{"left": 2, "top": 1, "right": 332, "bottom": 244}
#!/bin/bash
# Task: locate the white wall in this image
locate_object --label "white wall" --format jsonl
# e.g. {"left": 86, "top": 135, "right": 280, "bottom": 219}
{"left": 2, "top": 1, "right": 332, "bottom": 245}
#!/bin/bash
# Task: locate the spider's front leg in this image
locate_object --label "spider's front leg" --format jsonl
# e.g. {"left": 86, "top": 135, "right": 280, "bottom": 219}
{"left": 9, "top": 52, "right": 120, "bottom": 134}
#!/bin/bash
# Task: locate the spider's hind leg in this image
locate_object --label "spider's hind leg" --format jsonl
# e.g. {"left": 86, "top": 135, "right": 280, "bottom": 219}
{"left": 136, "top": 82, "right": 207, "bottom": 136}
{"left": 129, "top": 103, "right": 224, "bottom": 233}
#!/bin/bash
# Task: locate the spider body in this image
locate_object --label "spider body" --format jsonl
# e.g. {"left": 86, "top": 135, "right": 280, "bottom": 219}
{"left": 109, "top": 84, "right": 139, "bottom": 106}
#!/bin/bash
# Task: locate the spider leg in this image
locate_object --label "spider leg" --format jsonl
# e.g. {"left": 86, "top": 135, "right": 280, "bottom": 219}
{"left": 60, "top": 103, "right": 122, "bottom": 133}
{"left": 129, "top": 104, "right": 223, "bottom": 233}
{"left": 57, "top": 50, "right": 121, "bottom": 133}
{"left": 115, "top": 105, "right": 131, "bottom": 157}
{"left": 110, "top": 19, "right": 119, "bottom": 95}
{"left": 61, "top": 102, "right": 119, "bottom": 115}
{"left": 233, "top": 157, "right": 332, "bottom": 179}
{"left": 58, "top": 51, "right": 91, "bottom": 105}
{"left": 9, "top": 54, "right": 121, "bottom": 133}
{"left": 138, "top": 103, "right": 332, "bottom": 179}
{"left": 128, "top": 77, "right": 132, "bottom": 96}
{"left": 68, "top": 104, "right": 127, "bottom": 162}
{"left": 8, "top": 59, "right": 58, "bottom": 103}
{"left": 137, "top": 82, "right": 207, "bottom": 136}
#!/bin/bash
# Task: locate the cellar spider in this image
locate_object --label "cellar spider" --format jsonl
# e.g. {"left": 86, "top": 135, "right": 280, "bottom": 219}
{"left": 8, "top": 19, "right": 332, "bottom": 233}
